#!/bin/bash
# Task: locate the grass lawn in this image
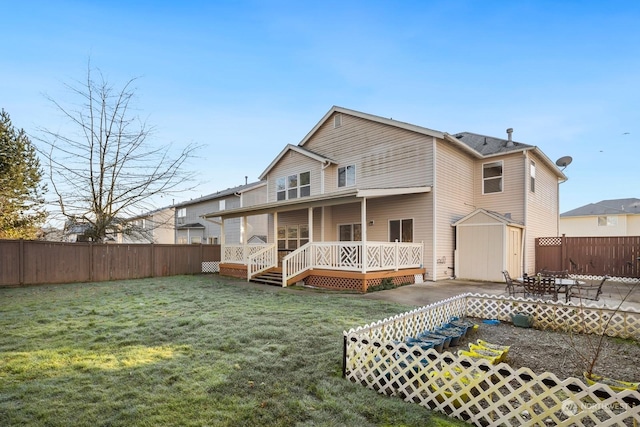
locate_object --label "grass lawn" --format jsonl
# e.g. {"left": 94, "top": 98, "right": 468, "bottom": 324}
{"left": 0, "top": 275, "right": 467, "bottom": 427}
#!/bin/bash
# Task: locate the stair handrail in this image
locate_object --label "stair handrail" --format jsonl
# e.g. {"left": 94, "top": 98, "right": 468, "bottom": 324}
{"left": 282, "top": 242, "right": 312, "bottom": 286}
{"left": 247, "top": 243, "right": 278, "bottom": 280}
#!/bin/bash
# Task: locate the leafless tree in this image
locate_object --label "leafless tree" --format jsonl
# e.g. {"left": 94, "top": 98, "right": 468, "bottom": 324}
{"left": 36, "top": 64, "right": 199, "bottom": 242}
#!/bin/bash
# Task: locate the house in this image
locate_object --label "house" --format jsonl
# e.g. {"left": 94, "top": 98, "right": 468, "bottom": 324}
{"left": 117, "top": 206, "right": 175, "bottom": 244}
{"left": 205, "top": 106, "right": 566, "bottom": 288}
{"left": 559, "top": 198, "right": 640, "bottom": 237}
{"left": 175, "top": 182, "right": 268, "bottom": 245}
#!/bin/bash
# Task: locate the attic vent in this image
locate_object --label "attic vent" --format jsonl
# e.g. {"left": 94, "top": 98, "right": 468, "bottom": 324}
{"left": 455, "top": 134, "right": 463, "bottom": 139}
{"left": 334, "top": 114, "right": 342, "bottom": 129}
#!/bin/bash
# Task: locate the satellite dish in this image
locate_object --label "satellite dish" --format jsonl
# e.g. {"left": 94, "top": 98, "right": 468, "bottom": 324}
{"left": 555, "top": 156, "right": 573, "bottom": 170}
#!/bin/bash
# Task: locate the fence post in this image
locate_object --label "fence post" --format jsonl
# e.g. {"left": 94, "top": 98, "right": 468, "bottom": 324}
{"left": 560, "top": 234, "right": 566, "bottom": 272}
{"left": 342, "top": 334, "right": 347, "bottom": 378}
{"left": 88, "top": 242, "right": 92, "bottom": 282}
{"left": 19, "top": 239, "right": 24, "bottom": 285}
{"left": 150, "top": 243, "right": 155, "bottom": 278}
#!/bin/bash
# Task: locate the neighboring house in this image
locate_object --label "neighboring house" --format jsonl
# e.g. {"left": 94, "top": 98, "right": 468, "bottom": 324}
{"left": 174, "top": 182, "right": 268, "bottom": 245}
{"left": 560, "top": 198, "right": 640, "bottom": 237}
{"left": 205, "top": 106, "right": 566, "bottom": 287}
{"left": 117, "top": 206, "right": 175, "bottom": 244}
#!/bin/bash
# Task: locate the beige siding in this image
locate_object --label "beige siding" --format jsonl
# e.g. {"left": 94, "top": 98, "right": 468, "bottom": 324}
{"left": 242, "top": 185, "right": 267, "bottom": 207}
{"left": 473, "top": 154, "right": 525, "bottom": 222}
{"left": 303, "top": 113, "right": 434, "bottom": 192}
{"left": 434, "top": 139, "right": 475, "bottom": 280}
{"left": 524, "top": 153, "right": 560, "bottom": 274}
{"left": 265, "top": 151, "right": 322, "bottom": 203}
{"left": 629, "top": 216, "right": 640, "bottom": 235}
{"left": 560, "top": 215, "right": 634, "bottom": 237}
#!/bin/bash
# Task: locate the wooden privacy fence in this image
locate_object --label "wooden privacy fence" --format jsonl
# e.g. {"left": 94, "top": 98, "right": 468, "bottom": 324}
{"left": 0, "top": 239, "right": 220, "bottom": 286}
{"left": 344, "top": 293, "right": 640, "bottom": 427}
{"left": 536, "top": 235, "right": 640, "bottom": 277}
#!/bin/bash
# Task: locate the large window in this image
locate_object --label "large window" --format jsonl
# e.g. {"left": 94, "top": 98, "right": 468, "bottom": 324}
{"left": 483, "top": 161, "right": 503, "bottom": 194}
{"left": 389, "top": 219, "right": 413, "bottom": 242}
{"left": 276, "top": 172, "right": 310, "bottom": 201}
{"left": 277, "top": 225, "right": 309, "bottom": 250}
{"left": 338, "top": 224, "right": 361, "bottom": 241}
{"left": 338, "top": 165, "right": 356, "bottom": 188}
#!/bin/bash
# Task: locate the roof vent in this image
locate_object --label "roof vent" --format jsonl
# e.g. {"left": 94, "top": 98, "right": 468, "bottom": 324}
{"left": 506, "top": 128, "right": 514, "bottom": 147}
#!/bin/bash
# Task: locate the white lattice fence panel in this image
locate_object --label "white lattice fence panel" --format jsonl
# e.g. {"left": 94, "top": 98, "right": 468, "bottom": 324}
{"left": 201, "top": 261, "right": 219, "bottom": 273}
{"left": 346, "top": 295, "right": 468, "bottom": 343}
{"left": 345, "top": 336, "right": 640, "bottom": 427}
{"left": 463, "top": 294, "right": 640, "bottom": 339}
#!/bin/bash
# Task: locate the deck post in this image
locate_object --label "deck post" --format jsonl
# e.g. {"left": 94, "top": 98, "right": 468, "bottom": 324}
{"left": 361, "top": 198, "right": 367, "bottom": 273}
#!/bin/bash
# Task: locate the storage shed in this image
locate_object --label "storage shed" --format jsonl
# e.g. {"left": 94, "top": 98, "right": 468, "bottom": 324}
{"left": 453, "top": 209, "right": 523, "bottom": 282}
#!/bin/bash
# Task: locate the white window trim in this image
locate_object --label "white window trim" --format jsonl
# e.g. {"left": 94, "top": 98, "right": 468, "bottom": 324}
{"left": 337, "top": 223, "right": 362, "bottom": 241}
{"left": 388, "top": 218, "right": 414, "bottom": 242}
{"left": 482, "top": 160, "right": 504, "bottom": 195}
{"left": 530, "top": 160, "right": 536, "bottom": 193}
{"left": 338, "top": 164, "right": 356, "bottom": 188}
{"left": 276, "top": 171, "right": 310, "bottom": 201}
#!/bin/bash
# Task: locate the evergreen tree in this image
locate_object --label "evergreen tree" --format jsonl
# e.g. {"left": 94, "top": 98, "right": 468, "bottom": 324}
{"left": 0, "top": 109, "right": 47, "bottom": 239}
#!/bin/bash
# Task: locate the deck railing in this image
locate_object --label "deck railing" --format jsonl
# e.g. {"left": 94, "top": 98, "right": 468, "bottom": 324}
{"left": 282, "top": 241, "right": 423, "bottom": 286}
{"left": 246, "top": 244, "right": 278, "bottom": 279}
{"left": 223, "top": 244, "right": 271, "bottom": 264}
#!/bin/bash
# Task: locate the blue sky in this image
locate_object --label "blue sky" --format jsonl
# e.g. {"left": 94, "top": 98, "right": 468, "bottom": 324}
{"left": 2, "top": 0, "right": 639, "bottom": 216}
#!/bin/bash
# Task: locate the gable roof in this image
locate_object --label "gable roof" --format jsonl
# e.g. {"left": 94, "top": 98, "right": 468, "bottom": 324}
{"left": 452, "top": 208, "right": 524, "bottom": 227}
{"left": 256, "top": 105, "right": 566, "bottom": 183}
{"left": 258, "top": 144, "right": 335, "bottom": 180}
{"left": 298, "top": 106, "right": 445, "bottom": 148}
{"left": 173, "top": 181, "right": 266, "bottom": 208}
{"left": 561, "top": 198, "right": 640, "bottom": 217}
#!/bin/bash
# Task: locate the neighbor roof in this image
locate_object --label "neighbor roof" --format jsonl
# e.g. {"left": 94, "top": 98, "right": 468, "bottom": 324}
{"left": 561, "top": 198, "right": 640, "bottom": 217}
{"left": 173, "top": 181, "right": 266, "bottom": 208}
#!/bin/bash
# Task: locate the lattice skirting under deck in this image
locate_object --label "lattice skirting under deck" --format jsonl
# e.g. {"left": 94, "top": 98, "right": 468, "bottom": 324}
{"left": 304, "top": 273, "right": 417, "bottom": 293}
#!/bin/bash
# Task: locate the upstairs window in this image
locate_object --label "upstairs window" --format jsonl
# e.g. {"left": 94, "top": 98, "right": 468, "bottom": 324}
{"left": 277, "top": 172, "right": 310, "bottom": 200}
{"left": 483, "top": 161, "right": 503, "bottom": 194}
{"left": 530, "top": 160, "right": 536, "bottom": 193}
{"left": 389, "top": 219, "right": 413, "bottom": 242}
{"left": 177, "top": 208, "right": 186, "bottom": 224}
{"left": 338, "top": 165, "right": 356, "bottom": 188}
{"left": 598, "top": 216, "right": 618, "bottom": 227}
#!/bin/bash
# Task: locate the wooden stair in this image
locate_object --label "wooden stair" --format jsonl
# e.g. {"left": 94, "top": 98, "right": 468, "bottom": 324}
{"left": 250, "top": 270, "right": 283, "bottom": 286}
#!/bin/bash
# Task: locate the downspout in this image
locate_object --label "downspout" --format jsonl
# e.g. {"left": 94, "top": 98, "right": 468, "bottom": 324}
{"left": 321, "top": 160, "right": 331, "bottom": 195}
{"left": 522, "top": 152, "right": 528, "bottom": 275}
{"left": 432, "top": 136, "right": 437, "bottom": 281}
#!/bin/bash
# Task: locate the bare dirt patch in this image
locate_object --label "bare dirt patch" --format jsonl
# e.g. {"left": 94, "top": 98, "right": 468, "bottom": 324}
{"left": 459, "top": 319, "right": 640, "bottom": 384}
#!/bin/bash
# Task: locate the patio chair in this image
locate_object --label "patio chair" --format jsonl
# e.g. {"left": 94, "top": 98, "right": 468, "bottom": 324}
{"left": 567, "top": 276, "right": 609, "bottom": 302}
{"left": 522, "top": 276, "right": 558, "bottom": 301}
{"left": 502, "top": 270, "right": 524, "bottom": 297}
{"left": 539, "top": 269, "right": 569, "bottom": 279}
